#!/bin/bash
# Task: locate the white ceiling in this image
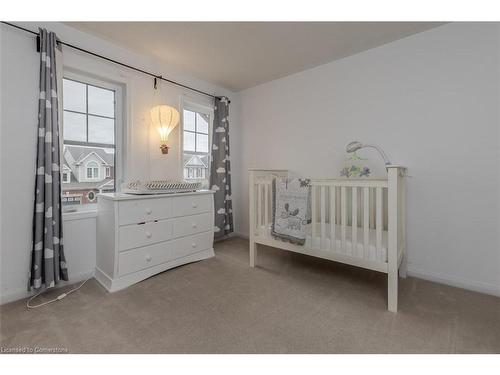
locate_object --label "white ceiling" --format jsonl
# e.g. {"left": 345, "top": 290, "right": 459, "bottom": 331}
{"left": 66, "top": 22, "right": 445, "bottom": 92}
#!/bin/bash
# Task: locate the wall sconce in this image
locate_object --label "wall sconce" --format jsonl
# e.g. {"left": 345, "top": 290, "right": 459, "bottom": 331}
{"left": 150, "top": 105, "right": 180, "bottom": 154}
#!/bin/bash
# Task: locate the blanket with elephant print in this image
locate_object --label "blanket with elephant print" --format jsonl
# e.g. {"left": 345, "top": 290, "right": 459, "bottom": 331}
{"left": 271, "top": 176, "right": 311, "bottom": 245}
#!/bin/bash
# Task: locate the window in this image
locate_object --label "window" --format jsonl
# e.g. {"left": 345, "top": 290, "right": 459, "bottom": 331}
{"left": 86, "top": 161, "right": 99, "bottom": 179}
{"left": 182, "top": 103, "right": 212, "bottom": 188}
{"left": 87, "top": 191, "right": 96, "bottom": 202}
{"left": 62, "top": 74, "right": 123, "bottom": 212}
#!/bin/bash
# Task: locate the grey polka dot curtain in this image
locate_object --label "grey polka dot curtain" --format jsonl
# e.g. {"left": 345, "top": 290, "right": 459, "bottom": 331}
{"left": 29, "top": 29, "right": 68, "bottom": 290}
{"left": 210, "top": 97, "right": 234, "bottom": 239}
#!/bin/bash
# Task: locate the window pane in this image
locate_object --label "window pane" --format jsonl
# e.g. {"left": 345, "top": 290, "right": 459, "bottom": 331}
{"left": 183, "top": 110, "right": 195, "bottom": 131}
{"left": 88, "top": 85, "right": 115, "bottom": 117}
{"left": 63, "top": 111, "right": 86, "bottom": 142}
{"left": 196, "top": 133, "right": 208, "bottom": 153}
{"left": 184, "top": 131, "right": 195, "bottom": 152}
{"left": 63, "top": 79, "right": 86, "bottom": 112}
{"left": 88, "top": 115, "right": 114, "bottom": 144}
{"left": 196, "top": 113, "right": 209, "bottom": 133}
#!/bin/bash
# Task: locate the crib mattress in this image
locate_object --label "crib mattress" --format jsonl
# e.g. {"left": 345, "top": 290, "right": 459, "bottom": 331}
{"left": 257, "top": 224, "right": 388, "bottom": 262}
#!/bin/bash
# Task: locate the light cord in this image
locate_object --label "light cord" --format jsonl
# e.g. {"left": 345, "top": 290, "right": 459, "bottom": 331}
{"left": 26, "top": 278, "right": 90, "bottom": 309}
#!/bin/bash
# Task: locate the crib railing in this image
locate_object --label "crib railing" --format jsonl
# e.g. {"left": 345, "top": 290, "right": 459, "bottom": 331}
{"left": 309, "top": 179, "right": 388, "bottom": 258}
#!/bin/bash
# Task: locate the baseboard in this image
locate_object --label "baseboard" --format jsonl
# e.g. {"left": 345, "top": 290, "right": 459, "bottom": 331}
{"left": 3, "top": 250, "right": 497, "bottom": 304}
{"left": 214, "top": 232, "right": 242, "bottom": 243}
{"left": 406, "top": 266, "right": 500, "bottom": 297}
{"left": 232, "top": 232, "right": 249, "bottom": 240}
{"left": 0, "top": 271, "right": 95, "bottom": 305}
{"left": 230, "top": 234, "right": 500, "bottom": 298}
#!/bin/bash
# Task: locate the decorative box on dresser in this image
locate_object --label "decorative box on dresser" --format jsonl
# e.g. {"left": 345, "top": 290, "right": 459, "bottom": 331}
{"left": 95, "top": 190, "right": 215, "bottom": 292}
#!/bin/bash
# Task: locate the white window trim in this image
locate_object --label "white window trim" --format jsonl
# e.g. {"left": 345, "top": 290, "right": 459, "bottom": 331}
{"left": 63, "top": 210, "right": 98, "bottom": 221}
{"left": 179, "top": 97, "right": 214, "bottom": 182}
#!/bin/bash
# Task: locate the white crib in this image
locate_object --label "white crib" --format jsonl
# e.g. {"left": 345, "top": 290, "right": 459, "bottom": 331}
{"left": 249, "top": 166, "right": 407, "bottom": 312}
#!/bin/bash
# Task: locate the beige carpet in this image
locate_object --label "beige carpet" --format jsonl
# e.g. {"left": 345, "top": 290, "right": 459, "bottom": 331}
{"left": 1, "top": 237, "right": 499, "bottom": 353}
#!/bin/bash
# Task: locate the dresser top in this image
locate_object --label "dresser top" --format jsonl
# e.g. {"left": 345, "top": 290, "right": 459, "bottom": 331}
{"left": 98, "top": 190, "right": 215, "bottom": 201}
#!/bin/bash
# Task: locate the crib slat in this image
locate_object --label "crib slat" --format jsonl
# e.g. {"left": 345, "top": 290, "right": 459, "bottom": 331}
{"left": 341, "top": 186, "right": 346, "bottom": 253}
{"left": 264, "top": 183, "right": 269, "bottom": 227}
{"left": 376, "top": 186, "right": 383, "bottom": 261}
{"left": 257, "top": 184, "right": 262, "bottom": 230}
{"left": 370, "top": 188, "right": 376, "bottom": 229}
{"left": 311, "top": 185, "right": 317, "bottom": 247}
{"left": 363, "top": 187, "right": 369, "bottom": 259}
{"left": 352, "top": 186, "right": 357, "bottom": 257}
{"left": 330, "top": 186, "right": 336, "bottom": 251}
{"left": 320, "top": 186, "right": 326, "bottom": 250}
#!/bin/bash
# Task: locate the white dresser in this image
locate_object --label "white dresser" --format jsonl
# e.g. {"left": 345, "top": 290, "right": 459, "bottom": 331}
{"left": 95, "top": 190, "right": 215, "bottom": 292}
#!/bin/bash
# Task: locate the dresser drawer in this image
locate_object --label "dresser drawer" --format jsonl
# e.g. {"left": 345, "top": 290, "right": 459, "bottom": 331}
{"left": 118, "top": 198, "right": 172, "bottom": 225}
{"left": 172, "top": 194, "right": 212, "bottom": 217}
{"left": 118, "top": 241, "right": 172, "bottom": 276}
{"left": 172, "top": 212, "right": 212, "bottom": 238}
{"left": 119, "top": 220, "right": 172, "bottom": 251}
{"left": 171, "top": 231, "right": 213, "bottom": 260}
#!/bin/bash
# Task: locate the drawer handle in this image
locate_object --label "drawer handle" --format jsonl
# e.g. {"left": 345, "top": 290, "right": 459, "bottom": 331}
{"left": 145, "top": 231, "right": 152, "bottom": 238}
{"left": 192, "top": 243, "right": 197, "bottom": 249}
{"left": 146, "top": 208, "right": 152, "bottom": 215}
{"left": 191, "top": 202, "right": 197, "bottom": 208}
{"left": 145, "top": 255, "right": 152, "bottom": 262}
{"left": 192, "top": 223, "right": 197, "bottom": 229}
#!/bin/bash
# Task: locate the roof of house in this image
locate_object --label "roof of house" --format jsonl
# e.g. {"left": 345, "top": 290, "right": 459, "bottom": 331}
{"left": 64, "top": 145, "right": 115, "bottom": 166}
{"left": 183, "top": 154, "right": 208, "bottom": 168}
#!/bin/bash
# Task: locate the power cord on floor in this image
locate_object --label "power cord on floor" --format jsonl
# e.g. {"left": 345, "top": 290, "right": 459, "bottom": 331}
{"left": 26, "top": 278, "right": 90, "bottom": 309}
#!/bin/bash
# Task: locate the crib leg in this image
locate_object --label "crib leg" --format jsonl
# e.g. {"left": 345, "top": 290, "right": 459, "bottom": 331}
{"left": 250, "top": 240, "right": 257, "bottom": 267}
{"left": 399, "top": 253, "right": 407, "bottom": 279}
{"left": 388, "top": 269, "right": 398, "bottom": 313}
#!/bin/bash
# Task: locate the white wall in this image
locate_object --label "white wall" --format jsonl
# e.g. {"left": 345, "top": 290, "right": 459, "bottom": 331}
{"left": 0, "top": 22, "right": 240, "bottom": 303}
{"left": 236, "top": 23, "right": 500, "bottom": 296}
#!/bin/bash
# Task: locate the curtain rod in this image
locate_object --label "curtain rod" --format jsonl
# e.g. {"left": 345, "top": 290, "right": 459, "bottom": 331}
{"left": 1, "top": 22, "right": 230, "bottom": 104}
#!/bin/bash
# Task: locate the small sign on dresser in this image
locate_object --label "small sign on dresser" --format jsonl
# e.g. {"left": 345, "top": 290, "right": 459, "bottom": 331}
{"left": 122, "top": 180, "right": 202, "bottom": 195}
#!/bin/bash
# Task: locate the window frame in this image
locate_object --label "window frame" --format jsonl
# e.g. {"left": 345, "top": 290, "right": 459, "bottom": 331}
{"left": 61, "top": 70, "right": 125, "bottom": 213}
{"left": 180, "top": 98, "right": 214, "bottom": 184}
